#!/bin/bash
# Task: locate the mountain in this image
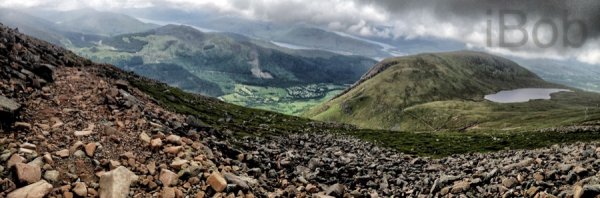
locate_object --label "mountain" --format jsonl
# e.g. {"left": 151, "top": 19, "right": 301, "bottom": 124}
{"left": 0, "top": 8, "right": 156, "bottom": 48}
{"left": 70, "top": 24, "right": 377, "bottom": 114}
{"left": 4, "top": 18, "right": 600, "bottom": 198}
{"left": 129, "top": 10, "right": 396, "bottom": 58}
{"left": 305, "top": 51, "right": 600, "bottom": 131}
{"left": 515, "top": 58, "right": 600, "bottom": 93}
{"left": 269, "top": 27, "right": 389, "bottom": 58}
{"left": 0, "top": 10, "right": 377, "bottom": 115}
{"left": 0, "top": 8, "right": 66, "bottom": 44}
{"left": 26, "top": 8, "right": 159, "bottom": 36}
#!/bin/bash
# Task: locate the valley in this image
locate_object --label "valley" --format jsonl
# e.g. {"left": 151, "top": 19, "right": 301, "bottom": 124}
{"left": 64, "top": 25, "right": 376, "bottom": 114}
{"left": 0, "top": 2, "right": 600, "bottom": 196}
{"left": 219, "top": 83, "right": 346, "bottom": 115}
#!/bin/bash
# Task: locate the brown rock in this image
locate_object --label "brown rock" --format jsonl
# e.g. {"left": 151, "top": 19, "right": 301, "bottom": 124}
{"left": 160, "top": 169, "right": 178, "bottom": 187}
{"left": 224, "top": 173, "right": 251, "bottom": 190}
{"left": 502, "top": 177, "right": 518, "bottom": 188}
{"left": 163, "top": 146, "right": 182, "bottom": 154}
{"left": 166, "top": 135, "right": 181, "bottom": 145}
{"left": 63, "top": 192, "right": 74, "bottom": 198}
{"left": 99, "top": 166, "right": 138, "bottom": 198}
{"left": 14, "top": 122, "right": 32, "bottom": 130}
{"left": 170, "top": 158, "right": 188, "bottom": 170}
{"left": 74, "top": 130, "right": 93, "bottom": 136}
{"left": 306, "top": 184, "right": 319, "bottom": 193}
{"left": 84, "top": 143, "right": 97, "bottom": 157}
{"left": 161, "top": 187, "right": 176, "bottom": 198}
{"left": 20, "top": 142, "right": 37, "bottom": 150}
{"left": 139, "top": 132, "right": 151, "bottom": 143}
{"left": 147, "top": 161, "right": 157, "bottom": 175}
{"left": 195, "top": 191, "right": 205, "bottom": 198}
{"left": 533, "top": 172, "right": 544, "bottom": 182}
{"left": 43, "top": 153, "right": 53, "bottom": 164}
{"left": 526, "top": 186, "right": 539, "bottom": 197}
{"left": 207, "top": 172, "right": 227, "bottom": 192}
{"left": 7, "top": 154, "right": 25, "bottom": 168}
{"left": 73, "top": 182, "right": 87, "bottom": 197}
{"left": 150, "top": 138, "right": 162, "bottom": 149}
{"left": 55, "top": 149, "right": 69, "bottom": 158}
{"left": 15, "top": 163, "right": 41, "bottom": 184}
{"left": 451, "top": 181, "right": 471, "bottom": 194}
{"left": 43, "top": 170, "right": 60, "bottom": 182}
{"left": 69, "top": 141, "right": 84, "bottom": 154}
{"left": 7, "top": 180, "right": 53, "bottom": 198}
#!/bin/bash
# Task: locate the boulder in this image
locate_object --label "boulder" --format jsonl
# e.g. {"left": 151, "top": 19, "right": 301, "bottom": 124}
{"left": 43, "top": 170, "right": 60, "bottom": 182}
{"left": 7, "top": 180, "right": 53, "bottom": 198}
{"left": 0, "top": 96, "right": 20, "bottom": 114}
{"left": 325, "top": 183, "right": 346, "bottom": 197}
{"left": 99, "top": 166, "right": 138, "bottom": 198}
{"left": 207, "top": 172, "right": 227, "bottom": 192}
{"left": 0, "top": 96, "right": 20, "bottom": 126}
{"left": 32, "top": 63, "right": 55, "bottom": 82}
{"left": 15, "top": 163, "right": 41, "bottom": 184}
{"left": 224, "top": 173, "right": 250, "bottom": 190}
{"left": 73, "top": 182, "right": 88, "bottom": 197}
{"left": 159, "top": 169, "right": 178, "bottom": 186}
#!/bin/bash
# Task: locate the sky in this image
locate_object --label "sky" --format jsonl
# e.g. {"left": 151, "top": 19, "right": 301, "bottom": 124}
{"left": 1, "top": 0, "right": 599, "bottom": 65}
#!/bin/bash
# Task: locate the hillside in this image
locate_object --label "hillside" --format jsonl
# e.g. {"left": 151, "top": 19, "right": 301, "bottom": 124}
{"left": 4, "top": 21, "right": 600, "bottom": 198}
{"left": 70, "top": 24, "right": 376, "bottom": 114}
{"left": 305, "top": 51, "right": 600, "bottom": 131}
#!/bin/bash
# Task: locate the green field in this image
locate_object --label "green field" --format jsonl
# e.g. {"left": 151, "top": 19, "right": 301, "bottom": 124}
{"left": 219, "top": 83, "right": 345, "bottom": 115}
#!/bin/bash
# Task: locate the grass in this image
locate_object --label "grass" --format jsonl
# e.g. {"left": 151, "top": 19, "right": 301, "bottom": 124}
{"left": 305, "top": 51, "right": 600, "bottom": 131}
{"left": 107, "top": 67, "right": 600, "bottom": 158}
{"left": 348, "top": 129, "right": 600, "bottom": 157}
{"left": 219, "top": 83, "right": 345, "bottom": 115}
{"left": 89, "top": 49, "right": 600, "bottom": 158}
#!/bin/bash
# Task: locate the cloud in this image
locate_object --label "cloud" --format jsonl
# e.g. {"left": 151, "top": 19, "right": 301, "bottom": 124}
{"left": 0, "top": 0, "right": 153, "bottom": 11}
{"left": 1, "top": 0, "right": 599, "bottom": 64}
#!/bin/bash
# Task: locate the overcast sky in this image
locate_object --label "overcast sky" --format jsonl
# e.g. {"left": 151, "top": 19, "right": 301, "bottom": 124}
{"left": 1, "top": 0, "right": 599, "bottom": 65}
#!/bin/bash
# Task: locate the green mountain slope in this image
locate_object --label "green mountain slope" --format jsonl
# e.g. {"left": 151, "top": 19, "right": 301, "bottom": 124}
{"left": 69, "top": 25, "right": 376, "bottom": 114}
{"left": 305, "top": 51, "right": 600, "bottom": 131}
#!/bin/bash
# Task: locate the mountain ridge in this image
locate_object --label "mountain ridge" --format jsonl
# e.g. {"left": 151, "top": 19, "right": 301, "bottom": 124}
{"left": 306, "top": 51, "right": 599, "bottom": 131}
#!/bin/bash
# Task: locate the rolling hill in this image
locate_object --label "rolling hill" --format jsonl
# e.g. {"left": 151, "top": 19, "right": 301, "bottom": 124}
{"left": 305, "top": 51, "right": 600, "bottom": 131}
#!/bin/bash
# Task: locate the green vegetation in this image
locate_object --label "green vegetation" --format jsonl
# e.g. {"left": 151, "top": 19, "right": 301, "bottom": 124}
{"left": 68, "top": 24, "right": 375, "bottom": 115}
{"left": 348, "top": 129, "right": 600, "bottom": 157}
{"left": 107, "top": 65, "right": 600, "bottom": 157}
{"left": 306, "top": 51, "right": 600, "bottom": 131}
{"left": 219, "top": 83, "right": 345, "bottom": 115}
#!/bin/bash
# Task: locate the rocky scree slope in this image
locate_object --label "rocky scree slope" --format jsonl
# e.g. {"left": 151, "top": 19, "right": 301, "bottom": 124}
{"left": 2, "top": 23, "right": 600, "bottom": 198}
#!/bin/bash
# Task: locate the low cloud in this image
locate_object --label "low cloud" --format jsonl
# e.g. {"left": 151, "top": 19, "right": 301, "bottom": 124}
{"left": 1, "top": 0, "right": 599, "bottom": 64}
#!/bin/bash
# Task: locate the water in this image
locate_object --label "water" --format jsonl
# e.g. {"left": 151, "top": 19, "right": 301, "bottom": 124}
{"left": 484, "top": 88, "right": 571, "bottom": 103}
